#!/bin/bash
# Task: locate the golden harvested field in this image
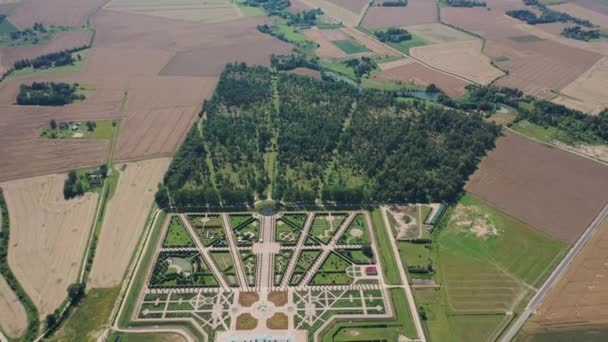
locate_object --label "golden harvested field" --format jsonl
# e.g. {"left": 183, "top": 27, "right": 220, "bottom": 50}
{"left": 526, "top": 218, "right": 608, "bottom": 329}
{"left": 372, "top": 61, "right": 468, "bottom": 98}
{"left": 552, "top": 57, "right": 608, "bottom": 115}
{"left": 0, "top": 276, "right": 27, "bottom": 338}
{"left": 361, "top": 0, "right": 437, "bottom": 29}
{"left": 2, "top": 174, "right": 98, "bottom": 318}
{"left": 466, "top": 131, "right": 608, "bottom": 244}
{"left": 105, "top": 0, "right": 240, "bottom": 23}
{"left": 406, "top": 23, "right": 475, "bottom": 44}
{"left": 410, "top": 40, "right": 504, "bottom": 85}
{"left": 303, "top": 28, "right": 346, "bottom": 58}
{"left": 89, "top": 158, "right": 170, "bottom": 288}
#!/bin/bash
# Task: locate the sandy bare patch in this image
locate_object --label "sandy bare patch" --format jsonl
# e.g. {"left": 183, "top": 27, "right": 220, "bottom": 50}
{"left": 0, "top": 276, "right": 27, "bottom": 338}
{"left": 2, "top": 174, "right": 98, "bottom": 317}
{"left": 451, "top": 205, "right": 498, "bottom": 239}
{"left": 410, "top": 40, "right": 504, "bottom": 85}
{"left": 388, "top": 205, "right": 418, "bottom": 239}
{"left": 341, "top": 27, "right": 400, "bottom": 57}
{"left": 88, "top": 158, "right": 170, "bottom": 288}
{"left": 406, "top": 23, "right": 476, "bottom": 44}
{"left": 303, "top": 28, "right": 346, "bottom": 59}
{"left": 552, "top": 57, "right": 608, "bottom": 115}
{"left": 105, "top": 0, "right": 240, "bottom": 23}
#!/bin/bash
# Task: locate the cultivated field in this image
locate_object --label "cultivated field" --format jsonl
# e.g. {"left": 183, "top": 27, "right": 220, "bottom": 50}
{"left": 372, "top": 61, "right": 468, "bottom": 98}
{"left": 89, "top": 158, "right": 170, "bottom": 288}
{"left": 327, "top": 0, "right": 369, "bottom": 13}
{"left": 303, "top": 28, "right": 347, "bottom": 58}
{"left": 525, "top": 217, "right": 608, "bottom": 330}
{"left": 378, "top": 57, "right": 414, "bottom": 71}
{"left": 552, "top": 57, "right": 608, "bottom": 115}
{"left": 298, "top": 0, "right": 359, "bottom": 26}
{"left": 361, "top": 0, "right": 437, "bottom": 29}
{"left": 8, "top": 0, "right": 109, "bottom": 28}
{"left": 552, "top": 2, "right": 608, "bottom": 29}
{"left": 2, "top": 174, "right": 98, "bottom": 317}
{"left": 466, "top": 131, "right": 608, "bottom": 244}
{"left": 573, "top": 0, "right": 608, "bottom": 15}
{"left": 410, "top": 40, "right": 504, "bottom": 84}
{"left": 0, "top": 276, "right": 27, "bottom": 338}
{"left": 341, "top": 27, "right": 400, "bottom": 57}
{"left": 105, "top": 0, "right": 240, "bottom": 23}
{"left": 406, "top": 23, "right": 475, "bottom": 44}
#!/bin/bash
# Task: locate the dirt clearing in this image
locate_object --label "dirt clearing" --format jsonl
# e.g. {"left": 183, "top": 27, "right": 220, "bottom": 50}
{"left": 410, "top": 40, "right": 504, "bottom": 84}
{"left": 361, "top": 0, "right": 437, "bottom": 29}
{"left": 89, "top": 158, "right": 170, "bottom": 288}
{"left": 465, "top": 131, "right": 608, "bottom": 244}
{"left": 2, "top": 174, "right": 98, "bottom": 318}
{"left": 372, "top": 61, "right": 468, "bottom": 98}
{"left": 0, "top": 276, "right": 27, "bottom": 338}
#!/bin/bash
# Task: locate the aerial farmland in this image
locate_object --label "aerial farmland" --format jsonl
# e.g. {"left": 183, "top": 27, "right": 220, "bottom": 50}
{"left": 0, "top": 0, "right": 607, "bottom": 341}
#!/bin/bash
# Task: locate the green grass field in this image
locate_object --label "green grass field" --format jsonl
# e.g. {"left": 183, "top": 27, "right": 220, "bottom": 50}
{"left": 370, "top": 209, "right": 401, "bottom": 285}
{"left": 163, "top": 217, "right": 193, "bottom": 247}
{"left": 107, "top": 331, "right": 187, "bottom": 342}
{"left": 0, "top": 17, "right": 18, "bottom": 34}
{"left": 48, "top": 288, "right": 120, "bottom": 342}
{"left": 233, "top": 0, "right": 265, "bottom": 16}
{"left": 332, "top": 39, "right": 369, "bottom": 54}
{"left": 386, "top": 33, "right": 431, "bottom": 54}
{"left": 41, "top": 119, "right": 117, "bottom": 140}
{"left": 510, "top": 120, "right": 561, "bottom": 144}
{"left": 414, "top": 194, "right": 567, "bottom": 342}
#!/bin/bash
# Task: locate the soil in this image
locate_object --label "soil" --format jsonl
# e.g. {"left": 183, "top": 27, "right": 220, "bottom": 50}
{"left": 267, "top": 313, "right": 288, "bottom": 330}
{"left": 88, "top": 158, "right": 170, "bottom": 288}
{"left": 238, "top": 292, "right": 260, "bottom": 307}
{"left": 268, "top": 291, "right": 288, "bottom": 307}
{"left": 8, "top": 0, "right": 109, "bottom": 28}
{"left": 410, "top": 40, "right": 504, "bottom": 85}
{"left": 451, "top": 205, "right": 498, "bottom": 239}
{"left": 372, "top": 61, "right": 468, "bottom": 98}
{"left": 235, "top": 313, "right": 258, "bottom": 330}
{"left": 552, "top": 57, "right": 608, "bottom": 115}
{"left": 326, "top": 0, "right": 369, "bottom": 13}
{"left": 303, "top": 28, "right": 346, "bottom": 59}
{"left": 465, "top": 131, "right": 608, "bottom": 244}
{"left": 406, "top": 23, "right": 476, "bottom": 44}
{"left": 2, "top": 174, "right": 98, "bottom": 318}
{"left": 361, "top": 0, "right": 437, "bottom": 29}
{"left": 0, "top": 275, "right": 27, "bottom": 338}
{"left": 528, "top": 218, "right": 608, "bottom": 328}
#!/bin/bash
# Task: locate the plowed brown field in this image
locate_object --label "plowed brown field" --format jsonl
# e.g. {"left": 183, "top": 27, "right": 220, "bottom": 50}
{"left": 8, "top": 0, "right": 109, "bottom": 28}
{"left": 2, "top": 174, "right": 98, "bottom": 318}
{"left": 0, "top": 276, "right": 27, "bottom": 338}
{"left": 303, "top": 28, "right": 346, "bottom": 59}
{"left": 466, "top": 131, "right": 608, "bottom": 244}
{"left": 527, "top": 217, "right": 608, "bottom": 327}
{"left": 89, "top": 158, "right": 170, "bottom": 287}
{"left": 327, "top": 0, "right": 368, "bottom": 13}
{"left": 372, "top": 61, "right": 468, "bottom": 98}
{"left": 361, "top": 0, "right": 437, "bottom": 29}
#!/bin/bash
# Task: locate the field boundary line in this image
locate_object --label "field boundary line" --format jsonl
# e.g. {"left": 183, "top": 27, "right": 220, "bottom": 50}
{"left": 506, "top": 127, "right": 608, "bottom": 167}
{"left": 499, "top": 203, "right": 608, "bottom": 341}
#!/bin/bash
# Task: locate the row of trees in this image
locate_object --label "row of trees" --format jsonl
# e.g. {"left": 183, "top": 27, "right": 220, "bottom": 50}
{"left": 443, "top": 0, "right": 486, "bottom": 7}
{"left": 374, "top": 27, "right": 412, "bottom": 43}
{"left": 381, "top": 0, "right": 407, "bottom": 7}
{"left": 14, "top": 50, "right": 79, "bottom": 70}
{"left": 561, "top": 26, "right": 600, "bottom": 41}
{"left": 507, "top": 0, "right": 593, "bottom": 27}
{"left": 17, "top": 82, "right": 84, "bottom": 106}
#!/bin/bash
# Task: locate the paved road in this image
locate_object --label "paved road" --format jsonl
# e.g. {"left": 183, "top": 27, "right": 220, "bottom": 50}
{"left": 381, "top": 206, "right": 427, "bottom": 342}
{"left": 500, "top": 203, "right": 608, "bottom": 341}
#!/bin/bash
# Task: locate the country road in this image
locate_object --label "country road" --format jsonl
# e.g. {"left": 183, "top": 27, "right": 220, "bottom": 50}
{"left": 500, "top": 203, "right": 608, "bottom": 341}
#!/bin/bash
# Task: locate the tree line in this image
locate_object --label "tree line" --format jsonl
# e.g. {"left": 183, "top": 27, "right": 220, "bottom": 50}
{"left": 443, "top": 0, "right": 486, "bottom": 7}
{"left": 14, "top": 50, "right": 81, "bottom": 70}
{"left": 17, "top": 82, "right": 84, "bottom": 106}
{"left": 507, "top": 0, "right": 593, "bottom": 27}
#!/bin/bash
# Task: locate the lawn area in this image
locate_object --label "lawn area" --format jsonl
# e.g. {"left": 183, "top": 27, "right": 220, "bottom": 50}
{"left": 41, "top": 119, "right": 117, "bottom": 140}
{"left": 6, "top": 49, "right": 90, "bottom": 80}
{"left": 321, "top": 60, "right": 357, "bottom": 80}
{"left": 398, "top": 241, "right": 431, "bottom": 269}
{"left": 370, "top": 209, "right": 401, "bottom": 285}
{"left": 163, "top": 217, "right": 194, "bottom": 247}
{"left": 0, "top": 17, "right": 18, "bottom": 34}
{"left": 386, "top": 33, "right": 431, "bottom": 54}
{"left": 332, "top": 39, "right": 369, "bottom": 54}
{"left": 107, "top": 331, "right": 186, "bottom": 342}
{"left": 233, "top": 0, "right": 265, "bottom": 16}
{"left": 390, "top": 288, "right": 417, "bottom": 338}
{"left": 273, "top": 17, "right": 308, "bottom": 42}
{"left": 48, "top": 287, "right": 120, "bottom": 342}
{"left": 510, "top": 120, "right": 561, "bottom": 144}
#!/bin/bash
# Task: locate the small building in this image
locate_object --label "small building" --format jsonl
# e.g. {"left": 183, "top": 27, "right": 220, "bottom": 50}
{"left": 365, "top": 266, "right": 378, "bottom": 276}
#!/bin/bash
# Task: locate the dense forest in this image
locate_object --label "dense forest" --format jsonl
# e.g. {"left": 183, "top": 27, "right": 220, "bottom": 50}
{"left": 561, "top": 26, "right": 600, "bottom": 41}
{"left": 381, "top": 0, "right": 407, "bottom": 6}
{"left": 13, "top": 50, "right": 80, "bottom": 70}
{"left": 158, "top": 64, "right": 502, "bottom": 208}
{"left": 16, "top": 82, "right": 84, "bottom": 106}
{"left": 374, "top": 28, "right": 412, "bottom": 43}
